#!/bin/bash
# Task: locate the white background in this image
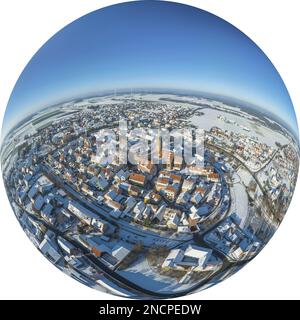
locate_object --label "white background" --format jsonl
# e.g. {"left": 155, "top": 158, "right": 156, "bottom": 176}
{"left": 0, "top": 0, "right": 299, "bottom": 300}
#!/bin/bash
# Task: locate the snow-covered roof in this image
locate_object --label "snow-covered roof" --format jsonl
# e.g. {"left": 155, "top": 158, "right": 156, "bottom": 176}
{"left": 111, "top": 242, "right": 133, "bottom": 262}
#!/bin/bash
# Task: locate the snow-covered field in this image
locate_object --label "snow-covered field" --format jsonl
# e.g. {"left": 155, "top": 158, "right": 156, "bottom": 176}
{"left": 191, "top": 109, "right": 289, "bottom": 148}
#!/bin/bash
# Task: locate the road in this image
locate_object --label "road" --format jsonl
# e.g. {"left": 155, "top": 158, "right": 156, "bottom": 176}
{"left": 13, "top": 138, "right": 253, "bottom": 297}
{"left": 40, "top": 163, "right": 194, "bottom": 248}
{"left": 206, "top": 142, "right": 278, "bottom": 223}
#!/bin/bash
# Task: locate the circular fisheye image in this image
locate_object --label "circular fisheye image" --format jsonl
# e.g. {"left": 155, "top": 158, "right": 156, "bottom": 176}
{"left": 1, "top": 1, "right": 299, "bottom": 299}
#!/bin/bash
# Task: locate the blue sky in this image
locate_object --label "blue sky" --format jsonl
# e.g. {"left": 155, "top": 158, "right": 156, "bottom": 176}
{"left": 2, "top": 0, "right": 298, "bottom": 138}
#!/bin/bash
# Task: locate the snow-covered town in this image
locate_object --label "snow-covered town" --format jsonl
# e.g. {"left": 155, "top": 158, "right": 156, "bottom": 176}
{"left": 1, "top": 93, "right": 299, "bottom": 298}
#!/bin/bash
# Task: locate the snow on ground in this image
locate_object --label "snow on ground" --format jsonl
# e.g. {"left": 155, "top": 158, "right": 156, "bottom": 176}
{"left": 191, "top": 109, "right": 289, "bottom": 147}
{"left": 118, "top": 255, "right": 210, "bottom": 293}
{"left": 236, "top": 167, "right": 254, "bottom": 187}
{"left": 230, "top": 171, "right": 249, "bottom": 229}
{"left": 118, "top": 256, "right": 175, "bottom": 292}
{"left": 95, "top": 277, "right": 132, "bottom": 297}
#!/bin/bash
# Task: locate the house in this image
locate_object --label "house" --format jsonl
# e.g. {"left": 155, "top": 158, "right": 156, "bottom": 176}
{"left": 104, "top": 189, "right": 119, "bottom": 201}
{"left": 182, "top": 245, "right": 213, "bottom": 271}
{"left": 119, "top": 182, "right": 131, "bottom": 193}
{"left": 38, "top": 181, "right": 54, "bottom": 195}
{"left": 24, "top": 173, "right": 33, "bottom": 187}
{"left": 28, "top": 184, "right": 39, "bottom": 202}
{"left": 162, "top": 249, "right": 184, "bottom": 269}
{"left": 129, "top": 173, "right": 146, "bottom": 186}
{"left": 128, "top": 185, "right": 141, "bottom": 197}
{"left": 57, "top": 237, "right": 77, "bottom": 256}
{"left": 33, "top": 195, "right": 44, "bottom": 211}
{"left": 195, "top": 187, "right": 206, "bottom": 197}
{"left": 190, "top": 204, "right": 210, "bottom": 219}
{"left": 208, "top": 173, "right": 220, "bottom": 182}
{"left": 89, "top": 176, "right": 109, "bottom": 191}
{"left": 115, "top": 169, "right": 130, "bottom": 181}
{"left": 111, "top": 242, "right": 133, "bottom": 266}
{"left": 142, "top": 205, "right": 152, "bottom": 219}
{"left": 39, "top": 231, "right": 62, "bottom": 264}
{"left": 67, "top": 201, "right": 107, "bottom": 233}
{"left": 187, "top": 165, "right": 214, "bottom": 176}
{"left": 133, "top": 201, "right": 145, "bottom": 220}
{"left": 138, "top": 162, "right": 155, "bottom": 174}
{"left": 41, "top": 203, "right": 55, "bottom": 224}
{"left": 191, "top": 191, "right": 202, "bottom": 205}
{"left": 167, "top": 213, "right": 180, "bottom": 229}
{"left": 17, "top": 189, "right": 27, "bottom": 204}
{"left": 169, "top": 173, "right": 182, "bottom": 185}
{"left": 80, "top": 236, "right": 111, "bottom": 257}
{"left": 181, "top": 179, "right": 195, "bottom": 192}
{"left": 176, "top": 191, "right": 191, "bottom": 205}
{"left": 156, "top": 177, "right": 169, "bottom": 191}
{"left": 124, "top": 196, "right": 137, "bottom": 214}
{"left": 106, "top": 199, "right": 122, "bottom": 211}
{"left": 188, "top": 211, "right": 201, "bottom": 226}
{"left": 180, "top": 213, "right": 190, "bottom": 226}
{"left": 152, "top": 204, "right": 166, "bottom": 223}
{"left": 81, "top": 183, "right": 94, "bottom": 196}
{"left": 163, "top": 185, "right": 178, "bottom": 201}
{"left": 151, "top": 192, "right": 162, "bottom": 204}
